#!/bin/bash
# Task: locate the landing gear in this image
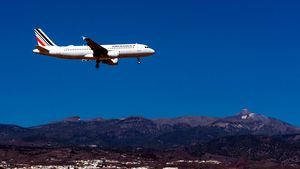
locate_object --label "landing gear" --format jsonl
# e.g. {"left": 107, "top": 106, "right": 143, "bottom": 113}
{"left": 137, "top": 58, "right": 141, "bottom": 64}
{"left": 96, "top": 59, "right": 100, "bottom": 68}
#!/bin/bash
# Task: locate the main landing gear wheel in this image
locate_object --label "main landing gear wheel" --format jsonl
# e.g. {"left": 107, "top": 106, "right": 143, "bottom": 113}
{"left": 96, "top": 60, "right": 100, "bottom": 69}
{"left": 137, "top": 58, "right": 141, "bottom": 64}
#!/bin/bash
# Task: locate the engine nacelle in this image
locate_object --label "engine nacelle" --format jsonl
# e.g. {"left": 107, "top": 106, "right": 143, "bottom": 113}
{"left": 107, "top": 51, "right": 120, "bottom": 57}
{"left": 84, "top": 53, "right": 94, "bottom": 58}
{"left": 103, "top": 58, "right": 119, "bottom": 65}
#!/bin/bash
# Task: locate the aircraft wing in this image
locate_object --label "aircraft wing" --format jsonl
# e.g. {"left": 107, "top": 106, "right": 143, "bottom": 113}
{"left": 83, "top": 37, "right": 108, "bottom": 56}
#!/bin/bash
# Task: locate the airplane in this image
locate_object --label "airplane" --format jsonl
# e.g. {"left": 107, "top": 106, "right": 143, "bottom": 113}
{"left": 32, "top": 28, "right": 155, "bottom": 68}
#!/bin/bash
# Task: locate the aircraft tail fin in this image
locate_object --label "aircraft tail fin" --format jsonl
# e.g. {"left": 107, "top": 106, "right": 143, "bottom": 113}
{"left": 34, "top": 28, "right": 57, "bottom": 46}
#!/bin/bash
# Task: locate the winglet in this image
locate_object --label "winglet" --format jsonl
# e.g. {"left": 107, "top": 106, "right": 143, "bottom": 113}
{"left": 82, "top": 36, "right": 87, "bottom": 40}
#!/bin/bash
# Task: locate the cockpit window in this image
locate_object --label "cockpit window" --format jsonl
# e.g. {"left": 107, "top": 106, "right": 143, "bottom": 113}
{"left": 145, "top": 46, "right": 149, "bottom": 48}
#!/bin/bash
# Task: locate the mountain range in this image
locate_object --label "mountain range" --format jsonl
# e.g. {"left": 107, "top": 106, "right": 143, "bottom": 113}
{"left": 0, "top": 109, "right": 299, "bottom": 166}
{"left": 0, "top": 109, "right": 299, "bottom": 148}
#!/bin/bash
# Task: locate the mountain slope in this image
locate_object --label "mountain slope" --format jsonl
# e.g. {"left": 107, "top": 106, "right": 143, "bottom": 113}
{"left": 211, "top": 109, "right": 300, "bottom": 135}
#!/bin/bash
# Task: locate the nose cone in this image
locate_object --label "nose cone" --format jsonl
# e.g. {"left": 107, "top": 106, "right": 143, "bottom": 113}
{"left": 149, "top": 48, "right": 155, "bottom": 54}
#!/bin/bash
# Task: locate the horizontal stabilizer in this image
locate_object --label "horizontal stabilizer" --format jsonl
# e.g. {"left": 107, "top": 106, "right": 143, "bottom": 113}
{"left": 35, "top": 45, "right": 49, "bottom": 53}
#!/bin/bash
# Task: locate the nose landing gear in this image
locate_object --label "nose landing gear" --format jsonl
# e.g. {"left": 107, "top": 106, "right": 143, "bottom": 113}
{"left": 137, "top": 58, "right": 141, "bottom": 64}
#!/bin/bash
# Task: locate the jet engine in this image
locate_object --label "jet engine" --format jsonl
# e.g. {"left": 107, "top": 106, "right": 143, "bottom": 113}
{"left": 103, "top": 58, "right": 119, "bottom": 65}
{"left": 107, "top": 51, "right": 120, "bottom": 57}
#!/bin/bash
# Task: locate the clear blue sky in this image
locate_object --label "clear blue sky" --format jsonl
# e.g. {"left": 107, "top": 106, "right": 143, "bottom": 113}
{"left": 0, "top": 0, "right": 300, "bottom": 126}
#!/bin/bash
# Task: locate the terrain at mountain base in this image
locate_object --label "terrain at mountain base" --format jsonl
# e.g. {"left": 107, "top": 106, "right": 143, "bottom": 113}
{"left": 0, "top": 146, "right": 298, "bottom": 169}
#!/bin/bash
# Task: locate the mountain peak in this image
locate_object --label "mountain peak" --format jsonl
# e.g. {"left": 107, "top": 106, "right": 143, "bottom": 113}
{"left": 236, "top": 109, "right": 259, "bottom": 120}
{"left": 238, "top": 108, "right": 252, "bottom": 115}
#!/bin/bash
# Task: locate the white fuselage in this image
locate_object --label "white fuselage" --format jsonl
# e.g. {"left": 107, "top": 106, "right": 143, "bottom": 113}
{"left": 33, "top": 44, "right": 155, "bottom": 60}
